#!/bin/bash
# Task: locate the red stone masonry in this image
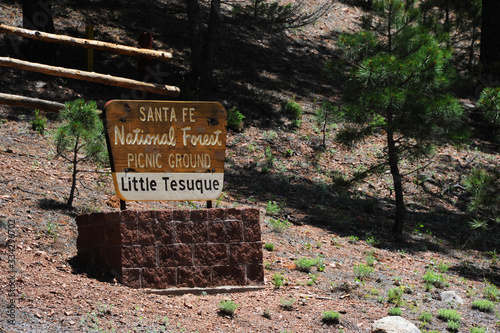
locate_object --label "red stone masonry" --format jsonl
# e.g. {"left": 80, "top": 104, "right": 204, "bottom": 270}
{"left": 76, "top": 208, "right": 263, "bottom": 289}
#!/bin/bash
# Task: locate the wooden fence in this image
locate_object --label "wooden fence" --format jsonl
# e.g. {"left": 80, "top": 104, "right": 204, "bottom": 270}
{"left": 0, "top": 23, "right": 180, "bottom": 112}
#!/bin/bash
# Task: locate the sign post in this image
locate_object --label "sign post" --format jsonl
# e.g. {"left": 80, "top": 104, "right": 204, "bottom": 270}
{"left": 103, "top": 100, "right": 227, "bottom": 202}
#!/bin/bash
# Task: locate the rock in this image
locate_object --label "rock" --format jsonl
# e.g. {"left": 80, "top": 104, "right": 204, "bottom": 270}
{"left": 35, "top": 250, "right": 47, "bottom": 257}
{"left": 371, "top": 316, "right": 420, "bottom": 333}
{"left": 440, "top": 290, "right": 464, "bottom": 306}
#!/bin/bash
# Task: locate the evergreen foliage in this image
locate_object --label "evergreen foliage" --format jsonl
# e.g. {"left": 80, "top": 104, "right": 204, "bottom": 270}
{"left": 217, "top": 299, "right": 239, "bottom": 317}
{"left": 464, "top": 166, "right": 500, "bottom": 244}
{"left": 232, "top": 0, "right": 333, "bottom": 31}
{"left": 54, "top": 99, "right": 107, "bottom": 207}
{"left": 31, "top": 109, "right": 47, "bottom": 135}
{"left": 227, "top": 106, "right": 245, "bottom": 132}
{"left": 420, "top": 0, "right": 481, "bottom": 70}
{"left": 322, "top": 311, "right": 341, "bottom": 324}
{"left": 333, "top": 0, "right": 464, "bottom": 233}
{"left": 282, "top": 97, "right": 303, "bottom": 127}
{"left": 477, "top": 87, "right": 500, "bottom": 128}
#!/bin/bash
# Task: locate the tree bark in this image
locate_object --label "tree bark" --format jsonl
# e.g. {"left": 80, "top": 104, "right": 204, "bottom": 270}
{"left": 387, "top": 110, "right": 405, "bottom": 234}
{"left": 67, "top": 136, "right": 80, "bottom": 207}
{"left": 203, "top": 0, "right": 221, "bottom": 82}
{"left": 185, "top": 0, "right": 221, "bottom": 85}
{"left": 480, "top": 0, "right": 500, "bottom": 76}
{"left": 22, "top": 0, "right": 56, "bottom": 64}
{"left": 186, "top": 0, "right": 204, "bottom": 79}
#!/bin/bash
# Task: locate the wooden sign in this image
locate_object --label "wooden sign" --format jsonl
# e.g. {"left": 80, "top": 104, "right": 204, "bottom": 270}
{"left": 103, "top": 100, "right": 227, "bottom": 201}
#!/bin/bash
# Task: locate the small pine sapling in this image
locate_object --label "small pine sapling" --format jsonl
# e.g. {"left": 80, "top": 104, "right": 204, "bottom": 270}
{"left": 31, "top": 109, "right": 47, "bottom": 135}
{"left": 54, "top": 99, "right": 107, "bottom": 207}
{"left": 227, "top": 106, "right": 245, "bottom": 132}
{"left": 314, "top": 101, "right": 342, "bottom": 148}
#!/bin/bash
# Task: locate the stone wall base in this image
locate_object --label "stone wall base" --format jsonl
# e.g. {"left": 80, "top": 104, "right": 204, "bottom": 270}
{"left": 76, "top": 208, "right": 263, "bottom": 289}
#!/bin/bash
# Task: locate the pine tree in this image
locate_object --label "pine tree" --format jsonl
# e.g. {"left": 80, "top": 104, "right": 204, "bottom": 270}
{"left": 54, "top": 100, "right": 107, "bottom": 207}
{"left": 334, "top": 0, "right": 464, "bottom": 233}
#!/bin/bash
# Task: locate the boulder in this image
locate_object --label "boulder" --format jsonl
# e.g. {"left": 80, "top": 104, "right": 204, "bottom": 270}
{"left": 371, "top": 316, "right": 420, "bottom": 333}
{"left": 441, "top": 290, "right": 464, "bottom": 306}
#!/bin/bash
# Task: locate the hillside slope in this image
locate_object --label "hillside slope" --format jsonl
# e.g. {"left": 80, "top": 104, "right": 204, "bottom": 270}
{"left": 1, "top": 1, "right": 499, "bottom": 332}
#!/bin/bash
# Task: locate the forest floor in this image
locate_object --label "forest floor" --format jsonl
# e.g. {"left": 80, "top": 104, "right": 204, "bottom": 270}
{"left": 0, "top": 0, "right": 499, "bottom": 332}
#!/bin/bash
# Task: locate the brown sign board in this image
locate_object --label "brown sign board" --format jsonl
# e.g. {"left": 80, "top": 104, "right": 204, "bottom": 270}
{"left": 103, "top": 100, "right": 227, "bottom": 201}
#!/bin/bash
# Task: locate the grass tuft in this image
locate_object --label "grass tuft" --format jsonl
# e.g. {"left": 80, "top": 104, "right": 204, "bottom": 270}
{"left": 218, "top": 300, "right": 239, "bottom": 317}
{"left": 322, "top": 311, "right": 340, "bottom": 324}
{"left": 437, "top": 308, "right": 461, "bottom": 322}
{"left": 471, "top": 299, "right": 495, "bottom": 312}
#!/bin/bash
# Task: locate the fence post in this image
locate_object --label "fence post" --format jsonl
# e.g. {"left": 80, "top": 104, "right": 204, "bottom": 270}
{"left": 85, "top": 25, "right": 94, "bottom": 71}
{"left": 138, "top": 32, "right": 153, "bottom": 80}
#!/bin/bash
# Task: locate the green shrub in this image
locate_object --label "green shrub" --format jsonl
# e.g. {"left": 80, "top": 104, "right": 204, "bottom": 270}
{"left": 437, "top": 261, "right": 450, "bottom": 273}
{"left": 348, "top": 235, "right": 359, "bottom": 243}
{"left": 464, "top": 167, "right": 500, "bottom": 242}
{"left": 265, "top": 201, "right": 281, "bottom": 215}
{"left": 280, "top": 298, "right": 295, "bottom": 311}
{"left": 307, "top": 273, "right": 318, "bottom": 286}
{"left": 264, "top": 243, "right": 275, "bottom": 251}
{"left": 483, "top": 282, "right": 500, "bottom": 301}
{"left": 353, "top": 263, "right": 374, "bottom": 280}
{"left": 227, "top": 106, "right": 245, "bottom": 132}
{"left": 418, "top": 311, "right": 432, "bottom": 324}
{"left": 423, "top": 270, "right": 447, "bottom": 288}
{"left": 322, "top": 311, "right": 340, "bottom": 324}
{"left": 447, "top": 320, "right": 460, "bottom": 332}
{"left": 266, "top": 218, "right": 290, "bottom": 233}
{"left": 470, "top": 326, "right": 487, "bottom": 333}
{"left": 31, "top": 109, "right": 47, "bottom": 135}
{"left": 317, "top": 261, "right": 326, "bottom": 272}
{"left": 217, "top": 300, "right": 239, "bottom": 317}
{"left": 282, "top": 97, "right": 303, "bottom": 127}
{"left": 366, "top": 235, "right": 379, "bottom": 246}
{"left": 471, "top": 299, "right": 495, "bottom": 313}
{"left": 46, "top": 221, "right": 59, "bottom": 241}
{"left": 387, "top": 287, "right": 403, "bottom": 306}
{"left": 294, "top": 257, "right": 321, "bottom": 273}
{"left": 365, "top": 254, "right": 376, "bottom": 267}
{"left": 388, "top": 307, "right": 402, "bottom": 316}
{"left": 272, "top": 273, "right": 285, "bottom": 289}
{"left": 477, "top": 87, "right": 500, "bottom": 127}
{"left": 437, "top": 309, "right": 461, "bottom": 322}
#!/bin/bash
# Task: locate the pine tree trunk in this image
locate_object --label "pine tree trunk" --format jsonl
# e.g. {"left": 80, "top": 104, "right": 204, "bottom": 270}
{"left": 387, "top": 115, "right": 405, "bottom": 234}
{"left": 203, "top": 0, "right": 221, "bottom": 83}
{"left": 22, "top": 0, "right": 56, "bottom": 64}
{"left": 186, "top": 0, "right": 204, "bottom": 79}
{"left": 186, "top": 0, "right": 220, "bottom": 85}
{"left": 480, "top": 0, "right": 500, "bottom": 76}
{"left": 67, "top": 137, "right": 80, "bottom": 207}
